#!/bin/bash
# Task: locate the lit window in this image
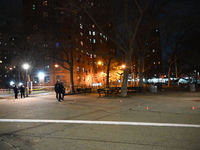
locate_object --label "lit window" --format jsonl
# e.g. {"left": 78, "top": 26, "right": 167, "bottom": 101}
{"left": 44, "top": 76, "right": 50, "bottom": 83}
{"left": 33, "top": 24, "right": 38, "bottom": 30}
{"left": 44, "top": 55, "right": 49, "bottom": 60}
{"left": 82, "top": 68, "right": 84, "bottom": 72}
{"left": 77, "top": 67, "right": 80, "bottom": 72}
{"left": 92, "top": 31, "right": 95, "bottom": 36}
{"left": 44, "top": 65, "right": 50, "bottom": 71}
{"left": 152, "top": 49, "right": 155, "bottom": 52}
{"left": 80, "top": 41, "right": 83, "bottom": 46}
{"left": 33, "top": 5, "right": 36, "bottom": 10}
{"left": 94, "top": 54, "right": 96, "bottom": 58}
{"left": 43, "top": 12, "right": 48, "bottom": 17}
{"left": 56, "top": 75, "right": 60, "bottom": 80}
{"left": 90, "top": 54, "right": 93, "bottom": 58}
{"left": 43, "top": 1, "right": 47, "bottom": 6}
{"left": 80, "top": 23, "right": 83, "bottom": 29}
{"left": 76, "top": 58, "right": 79, "bottom": 62}
{"left": 92, "top": 24, "right": 95, "bottom": 28}
{"left": 55, "top": 42, "right": 59, "bottom": 47}
{"left": 0, "top": 60, "right": 2, "bottom": 63}
{"left": 89, "top": 31, "right": 91, "bottom": 35}
{"left": 93, "top": 39, "right": 96, "bottom": 43}
{"left": 80, "top": 32, "right": 83, "bottom": 36}
{"left": 33, "top": 77, "right": 39, "bottom": 84}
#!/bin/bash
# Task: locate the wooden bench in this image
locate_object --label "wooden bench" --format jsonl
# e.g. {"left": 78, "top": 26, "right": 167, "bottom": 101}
{"left": 127, "top": 87, "right": 143, "bottom": 93}
{"left": 109, "top": 87, "right": 120, "bottom": 97}
{"left": 97, "top": 88, "right": 120, "bottom": 97}
{"left": 76, "top": 88, "right": 85, "bottom": 94}
{"left": 76, "top": 88, "right": 92, "bottom": 94}
{"left": 97, "top": 89, "right": 107, "bottom": 97}
{"left": 84, "top": 88, "right": 92, "bottom": 94}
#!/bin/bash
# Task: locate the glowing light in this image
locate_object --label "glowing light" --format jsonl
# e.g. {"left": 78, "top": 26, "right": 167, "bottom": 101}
{"left": 38, "top": 72, "right": 45, "bottom": 78}
{"left": 55, "top": 64, "right": 59, "bottom": 68}
{"left": 23, "top": 63, "right": 30, "bottom": 70}
{"left": 10, "top": 81, "right": 14, "bottom": 86}
{"left": 98, "top": 61, "right": 102, "bottom": 65}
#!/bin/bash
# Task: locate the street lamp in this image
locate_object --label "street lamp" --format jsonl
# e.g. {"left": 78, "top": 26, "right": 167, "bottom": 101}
{"left": 23, "top": 63, "right": 30, "bottom": 97}
{"left": 23, "top": 63, "right": 29, "bottom": 70}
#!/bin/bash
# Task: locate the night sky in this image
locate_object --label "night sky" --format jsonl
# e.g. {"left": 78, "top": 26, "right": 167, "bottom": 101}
{"left": 0, "top": 0, "right": 22, "bottom": 28}
{"left": 0, "top": 0, "right": 199, "bottom": 52}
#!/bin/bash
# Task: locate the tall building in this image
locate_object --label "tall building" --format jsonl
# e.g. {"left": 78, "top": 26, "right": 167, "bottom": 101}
{"left": 22, "top": 0, "right": 116, "bottom": 90}
{"left": 0, "top": 0, "right": 162, "bottom": 89}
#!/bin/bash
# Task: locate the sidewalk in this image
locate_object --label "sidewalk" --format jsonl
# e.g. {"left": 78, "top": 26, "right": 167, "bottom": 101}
{"left": 0, "top": 91, "right": 54, "bottom": 100}
{"left": 0, "top": 87, "right": 200, "bottom": 101}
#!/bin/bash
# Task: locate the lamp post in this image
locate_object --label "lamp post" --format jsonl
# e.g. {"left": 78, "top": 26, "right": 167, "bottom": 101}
{"left": 23, "top": 63, "right": 30, "bottom": 97}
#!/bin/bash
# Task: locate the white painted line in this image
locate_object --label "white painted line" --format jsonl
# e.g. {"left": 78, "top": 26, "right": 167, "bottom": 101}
{"left": 0, "top": 119, "right": 200, "bottom": 128}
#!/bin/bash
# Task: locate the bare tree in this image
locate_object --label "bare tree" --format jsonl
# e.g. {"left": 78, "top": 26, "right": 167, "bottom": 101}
{"left": 161, "top": 20, "right": 192, "bottom": 86}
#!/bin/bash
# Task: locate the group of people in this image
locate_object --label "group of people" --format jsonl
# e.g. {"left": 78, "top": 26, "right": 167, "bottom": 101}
{"left": 13, "top": 84, "right": 26, "bottom": 99}
{"left": 54, "top": 81, "right": 65, "bottom": 102}
{"left": 13, "top": 81, "right": 65, "bottom": 101}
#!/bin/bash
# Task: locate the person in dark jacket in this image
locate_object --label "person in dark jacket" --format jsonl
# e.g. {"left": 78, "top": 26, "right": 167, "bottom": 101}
{"left": 54, "top": 81, "right": 62, "bottom": 102}
{"left": 19, "top": 85, "right": 25, "bottom": 98}
{"left": 13, "top": 85, "right": 19, "bottom": 99}
{"left": 60, "top": 82, "right": 65, "bottom": 100}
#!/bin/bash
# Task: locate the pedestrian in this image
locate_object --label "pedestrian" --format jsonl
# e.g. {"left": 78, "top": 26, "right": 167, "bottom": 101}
{"left": 13, "top": 85, "right": 19, "bottom": 99}
{"left": 60, "top": 82, "right": 65, "bottom": 101}
{"left": 54, "top": 81, "right": 62, "bottom": 102}
{"left": 19, "top": 85, "right": 25, "bottom": 98}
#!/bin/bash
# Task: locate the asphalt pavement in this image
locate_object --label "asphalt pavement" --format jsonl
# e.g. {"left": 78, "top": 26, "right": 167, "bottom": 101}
{"left": 0, "top": 87, "right": 200, "bottom": 150}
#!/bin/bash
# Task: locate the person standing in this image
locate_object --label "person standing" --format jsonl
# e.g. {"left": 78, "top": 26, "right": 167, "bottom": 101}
{"left": 60, "top": 82, "right": 65, "bottom": 101}
{"left": 13, "top": 85, "right": 19, "bottom": 99}
{"left": 19, "top": 85, "right": 25, "bottom": 98}
{"left": 54, "top": 81, "right": 62, "bottom": 102}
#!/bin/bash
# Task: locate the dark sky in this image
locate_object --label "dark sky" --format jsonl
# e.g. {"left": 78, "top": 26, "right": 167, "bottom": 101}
{"left": 0, "top": 0, "right": 199, "bottom": 27}
{"left": 0, "top": 0, "right": 22, "bottom": 28}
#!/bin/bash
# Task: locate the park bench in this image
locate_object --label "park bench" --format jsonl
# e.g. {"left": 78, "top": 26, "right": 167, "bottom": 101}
{"left": 97, "top": 87, "right": 121, "bottom": 97}
{"left": 84, "top": 88, "right": 92, "bottom": 94}
{"left": 76, "top": 88, "right": 92, "bottom": 94}
{"left": 127, "top": 87, "right": 143, "bottom": 93}
{"left": 97, "top": 88, "right": 107, "bottom": 97}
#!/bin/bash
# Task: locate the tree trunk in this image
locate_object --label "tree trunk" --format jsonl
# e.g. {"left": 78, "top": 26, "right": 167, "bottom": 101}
{"left": 167, "top": 65, "right": 171, "bottom": 87}
{"left": 106, "top": 58, "right": 112, "bottom": 87}
{"left": 121, "top": 54, "right": 131, "bottom": 97}
{"left": 138, "top": 57, "right": 144, "bottom": 87}
{"left": 69, "top": 48, "right": 75, "bottom": 93}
